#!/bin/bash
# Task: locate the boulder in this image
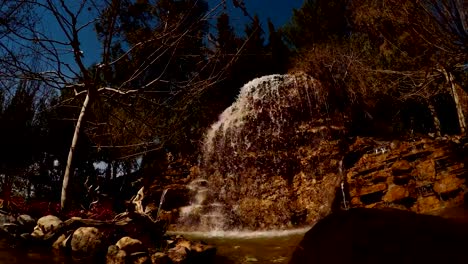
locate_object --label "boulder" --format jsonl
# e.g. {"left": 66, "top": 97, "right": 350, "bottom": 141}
{"left": 116, "top": 236, "right": 146, "bottom": 254}
{"left": 31, "top": 215, "right": 62, "bottom": 238}
{"left": 70, "top": 227, "right": 105, "bottom": 256}
{"left": 290, "top": 208, "right": 468, "bottom": 264}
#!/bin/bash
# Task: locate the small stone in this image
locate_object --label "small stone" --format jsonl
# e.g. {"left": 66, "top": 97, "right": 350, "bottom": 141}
{"left": 116, "top": 236, "right": 146, "bottom": 254}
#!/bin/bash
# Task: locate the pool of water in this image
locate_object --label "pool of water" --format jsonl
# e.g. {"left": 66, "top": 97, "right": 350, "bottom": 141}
{"left": 0, "top": 239, "right": 72, "bottom": 264}
{"left": 169, "top": 228, "right": 310, "bottom": 264}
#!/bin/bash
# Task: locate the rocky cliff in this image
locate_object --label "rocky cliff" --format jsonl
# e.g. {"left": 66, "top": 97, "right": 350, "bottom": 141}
{"left": 345, "top": 136, "right": 468, "bottom": 213}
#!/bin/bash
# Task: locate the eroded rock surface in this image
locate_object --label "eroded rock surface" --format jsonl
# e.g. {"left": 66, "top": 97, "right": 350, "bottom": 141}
{"left": 345, "top": 136, "right": 468, "bottom": 213}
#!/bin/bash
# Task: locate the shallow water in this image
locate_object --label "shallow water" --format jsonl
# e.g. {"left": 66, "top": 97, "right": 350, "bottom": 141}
{"left": 0, "top": 239, "right": 71, "bottom": 264}
{"left": 169, "top": 228, "right": 310, "bottom": 264}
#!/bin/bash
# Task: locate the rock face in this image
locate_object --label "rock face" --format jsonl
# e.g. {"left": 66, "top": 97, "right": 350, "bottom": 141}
{"left": 345, "top": 136, "right": 468, "bottom": 213}
{"left": 290, "top": 208, "right": 468, "bottom": 264}
{"left": 195, "top": 73, "right": 347, "bottom": 230}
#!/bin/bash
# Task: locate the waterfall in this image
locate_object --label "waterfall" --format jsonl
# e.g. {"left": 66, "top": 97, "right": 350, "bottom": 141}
{"left": 180, "top": 73, "right": 346, "bottom": 230}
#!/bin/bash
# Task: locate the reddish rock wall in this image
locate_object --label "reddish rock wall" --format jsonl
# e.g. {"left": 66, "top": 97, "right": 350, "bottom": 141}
{"left": 346, "top": 136, "right": 468, "bottom": 213}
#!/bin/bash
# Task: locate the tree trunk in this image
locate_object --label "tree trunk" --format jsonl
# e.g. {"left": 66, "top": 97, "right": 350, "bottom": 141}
{"left": 61, "top": 92, "right": 91, "bottom": 210}
{"left": 427, "top": 101, "right": 441, "bottom": 137}
{"left": 442, "top": 68, "right": 466, "bottom": 134}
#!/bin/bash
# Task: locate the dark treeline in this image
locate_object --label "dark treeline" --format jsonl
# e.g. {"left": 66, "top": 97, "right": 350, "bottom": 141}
{"left": 0, "top": 0, "right": 466, "bottom": 213}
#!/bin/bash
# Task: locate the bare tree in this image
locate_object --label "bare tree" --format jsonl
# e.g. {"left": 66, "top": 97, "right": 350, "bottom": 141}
{"left": 350, "top": 0, "right": 468, "bottom": 135}
{"left": 0, "top": 0, "right": 250, "bottom": 210}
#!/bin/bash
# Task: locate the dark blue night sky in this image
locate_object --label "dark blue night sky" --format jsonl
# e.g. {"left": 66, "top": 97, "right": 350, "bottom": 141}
{"left": 53, "top": 0, "right": 304, "bottom": 68}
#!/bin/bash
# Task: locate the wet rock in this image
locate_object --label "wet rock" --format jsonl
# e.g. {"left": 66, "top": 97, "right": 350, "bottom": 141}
{"left": 151, "top": 252, "right": 170, "bottom": 264}
{"left": 290, "top": 208, "right": 468, "bottom": 264}
{"left": 116, "top": 236, "right": 146, "bottom": 254}
{"left": 347, "top": 137, "right": 467, "bottom": 214}
{"left": 107, "top": 245, "right": 127, "bottom": 264}
{"left": 167, "top": 245, "right": 189, "bottom": 264}
{"left": 31, "top": 215, "right": 62, "bottom": 238}
{"left": 433, "top": 175, "right": 464, "bottom": 194}
{"left": 383, "top": 185, "right": 409, "bottom": 202}
{"left": 70, "top": 227, "right": 105, "bottom": 256}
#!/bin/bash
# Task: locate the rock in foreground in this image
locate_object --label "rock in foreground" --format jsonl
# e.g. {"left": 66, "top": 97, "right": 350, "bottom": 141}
{"left": 290, "top": 208, "right": 468, "bottom": 264}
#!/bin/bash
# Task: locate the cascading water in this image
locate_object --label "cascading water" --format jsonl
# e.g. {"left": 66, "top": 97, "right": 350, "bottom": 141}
{"left": 180, "top": 73, "right": 347, "bottom": 231}
{"left": 156, "top": 189, "right": 168, "bottom": 221}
